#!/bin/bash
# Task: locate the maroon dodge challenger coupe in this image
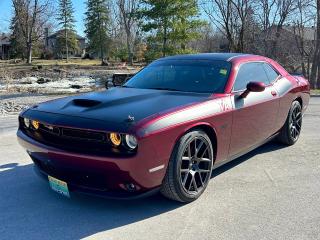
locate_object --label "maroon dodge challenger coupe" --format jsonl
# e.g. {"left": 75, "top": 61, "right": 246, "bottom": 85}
{"left": 17, "top": 53, "right": 310, "bottom": 202}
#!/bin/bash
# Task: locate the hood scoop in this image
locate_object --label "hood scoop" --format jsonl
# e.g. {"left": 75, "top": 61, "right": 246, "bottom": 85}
{"left": 72, "top": 99, "right": 101, "bottom": 108}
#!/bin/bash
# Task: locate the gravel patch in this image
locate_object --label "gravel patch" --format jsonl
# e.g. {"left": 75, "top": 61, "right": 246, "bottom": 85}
{"left": 0, "top": 76, "right": 104, "bottom": 94}
{"left": 0, "top": 93, "right": 69, "bottom": 116}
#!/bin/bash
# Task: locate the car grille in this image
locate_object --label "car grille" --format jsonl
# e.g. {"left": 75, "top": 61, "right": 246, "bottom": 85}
{"left": 19, "top": 117, "right": 133, "bottom": 156}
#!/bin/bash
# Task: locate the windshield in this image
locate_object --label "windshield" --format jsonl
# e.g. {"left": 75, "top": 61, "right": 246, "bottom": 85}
{"left": 124, "top": 60, "right": 231, "bottom": 93}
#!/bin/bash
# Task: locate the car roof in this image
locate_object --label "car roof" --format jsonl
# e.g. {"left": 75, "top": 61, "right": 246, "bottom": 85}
{"left": 157, "top": 53, "right": 255, "bottom": 62}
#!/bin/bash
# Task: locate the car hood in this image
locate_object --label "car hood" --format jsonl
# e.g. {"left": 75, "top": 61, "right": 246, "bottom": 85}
{"left": 25, "top": 88, "right": 211, "bottom": 131}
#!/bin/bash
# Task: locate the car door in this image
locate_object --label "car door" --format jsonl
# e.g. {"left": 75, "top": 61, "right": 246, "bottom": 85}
{"left": 228, "top": 62, "right": 280, "bottom": 158}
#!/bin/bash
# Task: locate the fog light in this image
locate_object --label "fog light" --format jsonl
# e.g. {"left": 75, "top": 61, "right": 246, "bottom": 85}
{"left": 31, "top": 120, "right": 40, "bottom": 130}
{"left": 110, "top": 133, "right": 121, "bottom": 146}
{"left": 24, "top": 118, "right": 31, "bottom": 128}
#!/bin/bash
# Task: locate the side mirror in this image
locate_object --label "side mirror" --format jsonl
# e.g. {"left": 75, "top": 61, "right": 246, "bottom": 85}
{"left": 240, "top": 81, "right": 266, "bottom": 98}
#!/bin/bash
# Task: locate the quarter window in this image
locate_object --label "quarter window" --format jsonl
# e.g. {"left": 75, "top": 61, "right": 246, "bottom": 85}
{"left": 263, "top": 63, "right": 279, "bottom": 82}
{"left": 234, "top": 62, "right": 270, "bottom": 91}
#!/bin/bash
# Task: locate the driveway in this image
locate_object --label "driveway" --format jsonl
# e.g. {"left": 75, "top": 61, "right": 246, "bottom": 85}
{"left": 0, "top": 97, "right": 319, "bottom": 240}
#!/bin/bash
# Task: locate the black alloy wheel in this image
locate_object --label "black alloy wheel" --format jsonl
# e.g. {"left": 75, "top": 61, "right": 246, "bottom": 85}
{"left": 161, "top": 130, "right": 214, "bottom": 202}
{"left": 278, "top": 100, "right": 303, "bottom": 145}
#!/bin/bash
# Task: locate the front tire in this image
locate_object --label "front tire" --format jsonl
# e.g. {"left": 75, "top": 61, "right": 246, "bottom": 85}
{"left": 160, "top": 130, "right": 214, "bottom": 202}
{"left": 278, "top": 100, "right": 303, "bottom": 145}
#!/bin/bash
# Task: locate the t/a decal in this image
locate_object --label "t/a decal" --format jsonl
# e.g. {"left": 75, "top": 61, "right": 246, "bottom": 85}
{"left": 219, "top": 99, "right": 232, "bottom": 112}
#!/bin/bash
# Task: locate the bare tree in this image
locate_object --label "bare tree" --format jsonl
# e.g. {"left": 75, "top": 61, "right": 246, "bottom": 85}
{"left": 255, "top": 0, "right": 298, "bottom": 58}
{"left": 189, "top": 23, "right": 222, "bottom": 52}
{"left": 12, "top": 0, "right": 52, "bottom": 64}
{"left": 310, "top": 0, "right": 320, "bottom": 89}
{"left": 292, "top": 0, "right": 315, "bottom": 78}
{"left": 117, "top": 0, "right": 140, "bottom": 65}
{"left": 202, "top": 0, "right": 252, "bottom": 52}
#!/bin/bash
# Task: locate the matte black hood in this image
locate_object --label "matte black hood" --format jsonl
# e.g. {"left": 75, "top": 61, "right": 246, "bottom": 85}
{"left": 25, "top": 88, "right": 210, "bottom": 131}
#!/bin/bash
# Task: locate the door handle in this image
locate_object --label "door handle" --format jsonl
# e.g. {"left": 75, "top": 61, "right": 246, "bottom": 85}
{"left": 271, "top": 91, "right": 277, "bottom": 97}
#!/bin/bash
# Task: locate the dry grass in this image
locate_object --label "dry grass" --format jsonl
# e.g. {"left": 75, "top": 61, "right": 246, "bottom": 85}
{"left": 311, "top": 89, "right": 320, "bottom": 95}
{"left": 0, "top": 58, "right": 101, "bottom": 67}
{"left": 0, "top": 67, "right": 14, "bottom": 90}
{"left": 31, "top": 59, "right": 102, "bottom": 66}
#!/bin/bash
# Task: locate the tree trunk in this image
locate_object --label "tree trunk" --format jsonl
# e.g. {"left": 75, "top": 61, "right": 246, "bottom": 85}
{"left": 307, "top": 58, "right": 310, "bottom": 79}
{"left": 317, "top": 66, "right": 320, "bottom": 89}
{"left": 65, "top": 28, "right": 69, "bottom": 63}
{"left": 126, "top": 31, "right": 133, "bottom": 65}
{"left": 27, "top": 42, "right": 32, "bottom": 64}
{"left": 310, "top": 48, "right": 319, "bottom": 89}
{"left": 301, "top": 62, "right": 306, "bottom": 77}
{"left": 310, "top": 0, "right": 320, "bottom": 89}
{"left": 163, "top": 18, "right": 168, "bottom": 57}
{"left": 97, "top": 12, "right": 104, "bottom": 66}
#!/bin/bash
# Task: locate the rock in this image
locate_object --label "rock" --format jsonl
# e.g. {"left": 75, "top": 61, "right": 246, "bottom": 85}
{"left": 101, "top": 59, "right": 110, "bottom": 66}
{"left": 20, "top": 77, "right": 37, "bottom": 84}
{"left": 32, "top": 66, "right": 39, "bottom": 71}
{"left": 70, "top": 84, "right": 82, "bottom": 89}
{"left": 37, "top": 78, "right": 50, "bottom": 84}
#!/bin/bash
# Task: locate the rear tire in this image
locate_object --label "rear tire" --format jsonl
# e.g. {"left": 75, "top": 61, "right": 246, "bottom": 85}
{"left": 278, "top": 100, "right": 302, "bottom": 145}
{"left": 160, "top": 130, "right": 214, "bottom": 203}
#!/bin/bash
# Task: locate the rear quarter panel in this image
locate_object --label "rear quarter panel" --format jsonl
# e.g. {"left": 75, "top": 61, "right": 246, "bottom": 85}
{"left": 272, "top": 72, "right": 310, "bottom": 132}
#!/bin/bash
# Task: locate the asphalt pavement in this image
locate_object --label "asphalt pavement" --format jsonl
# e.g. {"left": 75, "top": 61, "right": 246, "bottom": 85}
{"left": 0, "top": 97, "right": 319, "bottom": 240}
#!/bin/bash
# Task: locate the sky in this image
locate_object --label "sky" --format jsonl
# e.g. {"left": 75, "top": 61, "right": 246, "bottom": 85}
{"left": 0, "top": 0, "right": 87, "bottom": 36}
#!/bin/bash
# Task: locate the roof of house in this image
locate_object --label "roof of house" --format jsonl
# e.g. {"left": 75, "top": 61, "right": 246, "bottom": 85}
{"left": 48, "top": 30, "right": 85, "bottom": 40}
{"left": 0, "top": 33, "right": 10, "bottom": 45}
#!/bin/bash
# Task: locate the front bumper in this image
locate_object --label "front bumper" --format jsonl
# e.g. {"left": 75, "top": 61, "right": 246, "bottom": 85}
{"left": 17, "top": 130, "right": 167, "bottom": 199}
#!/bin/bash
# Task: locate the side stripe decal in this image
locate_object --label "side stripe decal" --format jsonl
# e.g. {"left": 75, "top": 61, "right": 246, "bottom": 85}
{"left": 138, "top": 99, "right": 228, "bottom": 136}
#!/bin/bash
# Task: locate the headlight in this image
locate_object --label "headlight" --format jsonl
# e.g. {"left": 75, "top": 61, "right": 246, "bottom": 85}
{"left": 125, "top": 134, "right": 138, "bottom": 150}
{"left": 23, "top": 118, "right": 31, "bottom": 128}
{"left": 31, "top": 120, "right": 40, "bottom": 130}
{"left": 110, "top": 133, "right": 122, "bottom": 146}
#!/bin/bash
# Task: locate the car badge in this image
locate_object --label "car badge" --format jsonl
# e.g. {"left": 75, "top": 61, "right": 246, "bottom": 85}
{"left": 127, "top": 115, "right": 135, "bottom": 122}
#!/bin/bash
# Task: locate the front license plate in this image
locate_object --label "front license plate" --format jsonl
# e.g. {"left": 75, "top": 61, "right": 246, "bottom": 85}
{"left": 48, "top": 176, "right": 70, "bottom": 198}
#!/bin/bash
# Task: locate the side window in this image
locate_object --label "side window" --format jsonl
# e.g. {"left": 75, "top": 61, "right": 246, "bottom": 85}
{"left": 234, "top": 62, "right": 270, "bottom": 91}
{"left": 263, "top": 63, "right": 279, "bottom": 83}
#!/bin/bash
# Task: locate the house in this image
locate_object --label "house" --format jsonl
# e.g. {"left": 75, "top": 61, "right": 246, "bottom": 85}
{"left": 0, "top": 34, "right": 11, "bottom": 60}
{"left": 45, "top": 29, "right": 86, "bottom": 58}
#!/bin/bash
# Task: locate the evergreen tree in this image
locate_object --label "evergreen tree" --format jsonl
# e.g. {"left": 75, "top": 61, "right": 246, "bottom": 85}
{"left": 9, "top": 16, "right": 25, "bottom": 59}
{"left": 57, "top": 0, "right": 76, "bottom": 62}
{"left": 85, "top": 0, "right": 111, "bottom": 64}
{"left": 140, "top": 0, "right": 204, "bottom": 58}
{"left": 55, "top": 30, "right": 79, "bottom": 59}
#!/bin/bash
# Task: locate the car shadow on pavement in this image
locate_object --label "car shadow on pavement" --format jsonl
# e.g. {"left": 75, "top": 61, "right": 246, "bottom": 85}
{"left": 0, "top": 163, "right": 183, "bottom": 240}
{"left": 211, "top": 141, "right": 288, "bottom": 178}
{"left": 0, "top": 142, "right": 287, "bottom": 239}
